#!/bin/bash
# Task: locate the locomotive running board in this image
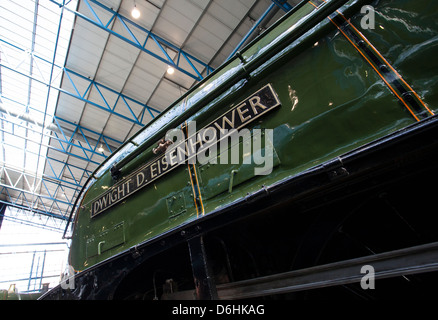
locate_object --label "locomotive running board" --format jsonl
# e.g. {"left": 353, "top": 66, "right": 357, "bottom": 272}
{"left": 163, "top": 241, "right": 438, "bottom": 300}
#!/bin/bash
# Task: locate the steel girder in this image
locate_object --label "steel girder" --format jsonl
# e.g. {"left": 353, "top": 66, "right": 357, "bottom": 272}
{"left": 0, "top": 0, "right": 291, "bottom": 228}
{"left": 0, "top": 38, "right": 160, "bottom": 127}
{"left": 0, "top": 165, "right": 75, "bottom": 222}
{"left": 227, "top": 0, "right": 293, "bottom": 61}
{"left": 0, "top": 96, "right": 123, "bottom": 161}
{"left": 272, "top": 0, "right": 294, "bottom": 12}
{"left": 0, "top": 95, "right": 120, "bottom": 180}
{"left": 0, "top": 101, "right": 118, "bottom": 222}
{"left": 50, "top": 0, "right": 215, "bottom": 81}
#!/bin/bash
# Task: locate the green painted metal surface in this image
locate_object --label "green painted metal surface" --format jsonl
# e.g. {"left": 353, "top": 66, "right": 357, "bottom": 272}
{"left": 67, "top": 0, "right": 438, "bottom": 272}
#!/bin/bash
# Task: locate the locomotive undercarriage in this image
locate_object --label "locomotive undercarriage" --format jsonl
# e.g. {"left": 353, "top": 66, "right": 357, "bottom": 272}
{"left": 112, "top": 116, "right": 438, "bottom": 300}
{"left": 42, "top": 116, "right": 438, "bottom": 300}
{"left": 112, "top": 179, "right": 438, "bottom": 300}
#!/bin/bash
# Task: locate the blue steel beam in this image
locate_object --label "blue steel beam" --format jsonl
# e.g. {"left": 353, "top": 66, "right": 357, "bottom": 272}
{"left": 0, "top": 207, "right": 66, "bottom": 232}
{"left": 0, "top": 118, "right": 93, "bottom": 224}
{"left": 227, "top": 0, "right": 293, "bottom": 61}
{"left": 0, "top": 130, "right": 101, "bottom": 175}
{"left": 0, "top": 94, "right": 124, "bottom": 152}
{"left": 0, "top": 39, "right": 160, "bottom": 126}
{"left": 49, "top": 0, "right": 214, "bottom": 81}
{"left": 0, "top": 122, "right": 102, "bottom": 166}
{"left": 0, "top": 182, "right": 73, "bottom": 220}
{"left": 52, "top": 115, "right": 122, "bottom": 155}
{"left": 1, "top": 0, "right": 85, "bottom": 226}
{"left": 1, "top": 91, "right": 119, "bottom": 224}
{"left": 0, "top": 198, "right": 68, "bottom": 222}
{"left": 0, "top": 109, "right": 96, "bottom": 189}
{"left": 0, "top": 100, "right": 122, "bottom": 163}
{"left": 272, "top": 0, "right": 294, "bottom": 12}
{"left": 227, "top": 3, "right": 278, "bottom": 61}
{"left": 0, "top": 63, "right": 147, "bottom": 127}
{"left": 0, "top": 108, "right": 91, "bottom": 222}
{"left": 0, "top": 160, "right": 88, "bottom": 221}
{"left": 45, "top": 155, "right": 93, "bottom": 188}
{"left": 0, "top": 138, "right": 92, "bottom": 189}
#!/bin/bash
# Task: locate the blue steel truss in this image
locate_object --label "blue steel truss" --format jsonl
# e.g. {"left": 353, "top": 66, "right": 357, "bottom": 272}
{"left": 0, "top": 0, "right": 292, "bottom": 227}
{"left": 227, "top": 0, "right": 293, "bottom": 61}
{"left": 0, "top": 97, "right": 119, "bottom": 223}
{"left": 50, "top": 0, "right": 215, "bottom": 81}
{"left": 0, "top": 145, "right": 89, "bottom": 224}
{"left": 0, "top": 165, "right": 77, "bottom": 222}
{"left": 228, "top": 3, "right": 277, "bottom": 61}
{"left": 272, "top": 0, "right": 294, "bottom": 12}
{"left": 0, "top": 39, "right": 160, "bottom": 127}
{"left": 0, "top": 95, "right": 118, "bottom": 221}
{"left": 0, "top": 96, "right": 123, "bottom": 162}
{"left": 0, "top": 135, "right": 94, "bottom": 189}
{"left": 52, "top": 116, "right": 123, "bottom": 157}
{"left": 0, "top": 203, "right": 66, "bottom": 232}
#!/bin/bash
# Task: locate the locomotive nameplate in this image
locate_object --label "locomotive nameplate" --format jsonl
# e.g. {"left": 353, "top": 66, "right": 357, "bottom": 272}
{"left": 89, "top": 84, "right": 280, "bottom": 218}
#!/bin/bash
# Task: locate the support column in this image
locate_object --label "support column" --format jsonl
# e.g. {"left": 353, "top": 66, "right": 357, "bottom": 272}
{"left": 0, "top": 203, "right": 6, "bottom": 230}
{"left": 187, "top": 235, "right": 218, "bottom": 300}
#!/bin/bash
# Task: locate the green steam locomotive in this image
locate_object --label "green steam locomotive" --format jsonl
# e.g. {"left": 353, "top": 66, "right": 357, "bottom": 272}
{"left": 41, "top": 0, "right": 438, "bottom": 300}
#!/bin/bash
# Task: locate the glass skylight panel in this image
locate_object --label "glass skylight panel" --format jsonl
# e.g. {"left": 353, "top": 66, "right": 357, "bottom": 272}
{"left": 1, "top": 0, "right": 77, "bottom": 226}
{"left": 0, "top": 1, "right": 34, "bottom": 47}
{"left": 1, "top": 0, "right": 76, "bottom": 172}
{"left": 4, "top": 140, "right": 25, "bottom": 171}
{"left": 2, "top": 73, "right": 30, "bottom": 106}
